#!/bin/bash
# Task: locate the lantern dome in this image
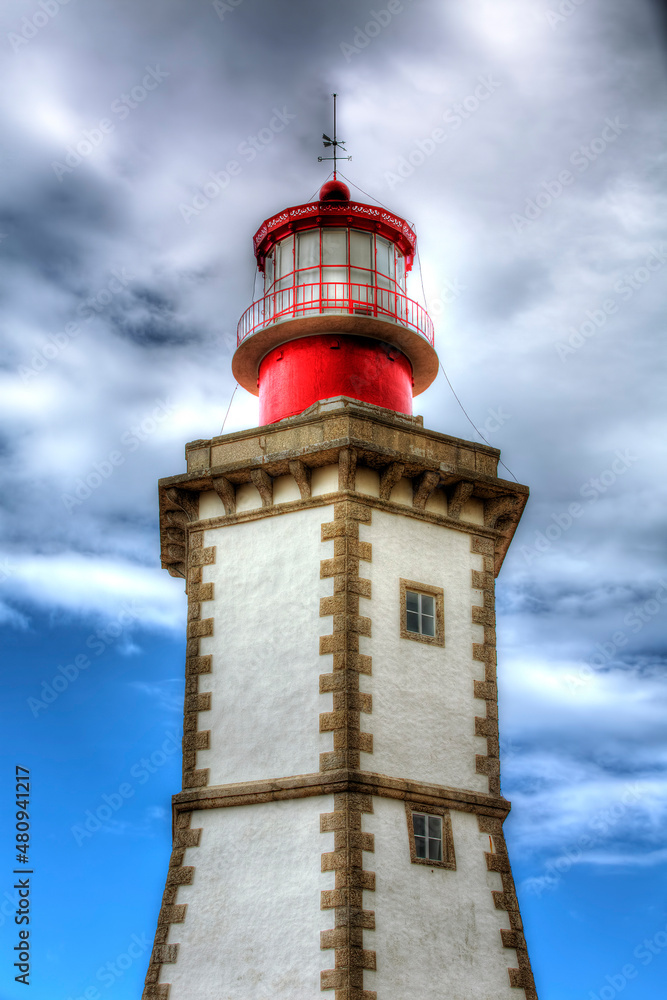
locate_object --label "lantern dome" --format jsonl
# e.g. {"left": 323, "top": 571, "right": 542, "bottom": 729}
{"left": 232, "top": 188, "right": 438, "bottom": 424}
{"left": 319, "top": 178, "right": 350, "bottom": 202}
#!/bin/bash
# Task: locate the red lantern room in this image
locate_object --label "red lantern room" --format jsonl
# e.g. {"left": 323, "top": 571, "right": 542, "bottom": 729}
{"left": 232, "top": 115, "right": 438, "bottom": 425}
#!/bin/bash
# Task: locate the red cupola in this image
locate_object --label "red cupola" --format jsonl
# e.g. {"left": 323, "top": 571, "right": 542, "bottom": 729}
{"left": 232, "top": 180, "right": 438, "bottom": 425}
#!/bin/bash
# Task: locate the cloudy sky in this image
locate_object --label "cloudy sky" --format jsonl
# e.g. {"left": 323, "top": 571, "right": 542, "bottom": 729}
{"left": 1, "top": 0, "right": 666, "bottom": 996}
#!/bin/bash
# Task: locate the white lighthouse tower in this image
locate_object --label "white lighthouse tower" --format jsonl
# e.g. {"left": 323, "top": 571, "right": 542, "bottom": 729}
{"left": 142, "top": 145, "right": 537, "bottom": 999}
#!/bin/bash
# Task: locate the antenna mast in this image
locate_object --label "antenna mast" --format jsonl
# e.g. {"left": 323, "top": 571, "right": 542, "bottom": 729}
{"left": 318, "top": 93, "right": 351, "bottom": 179}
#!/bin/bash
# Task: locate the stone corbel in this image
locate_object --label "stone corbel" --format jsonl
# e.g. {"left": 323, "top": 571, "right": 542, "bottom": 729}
{"left": 164, "top": 487, "right": 199, "bottom": 522}
{"left": 164, "top": 543, "right": 186, "bottom": 562}
{"left": 379, "top": 462, "right": 405, "bottom": 501}
{"left": 484, "top": 495, "right": 520, "bottom": 530}
{"left": 288, "top": 460, "right": 312, "bottom": 500}
{"left": 412, "top": 470, "right": 440, "bottom": 510}
{"left": 446, "top": 480, "right": 474, "bottom": 520}
{"left": 250, "top": 468, "right": 273, "bottom": 507}
{"left": 212, "top": 476, "right": 236, "bottom": 515}
{"left": 163, "top": 510, "right": 188, "bottom": 528}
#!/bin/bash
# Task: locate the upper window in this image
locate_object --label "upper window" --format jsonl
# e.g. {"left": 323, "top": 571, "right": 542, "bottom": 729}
{"left": 405, "top": 803, "right": 456, "bottom": 870}
{"left": 406, "top": 590, "right": 435, "bottom": 637}
{"left": 399, "top": 578, "right": 444, "bottom": 647}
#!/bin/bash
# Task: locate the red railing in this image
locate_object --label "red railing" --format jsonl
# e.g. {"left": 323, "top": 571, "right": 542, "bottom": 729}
{"left": 237, "top": 281, "right": 434, "bottom": 347}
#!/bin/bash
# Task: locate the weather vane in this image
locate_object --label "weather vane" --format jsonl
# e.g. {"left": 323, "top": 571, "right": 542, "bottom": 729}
{"left": 318, "top": 93, "right": 351, "bottom": 179}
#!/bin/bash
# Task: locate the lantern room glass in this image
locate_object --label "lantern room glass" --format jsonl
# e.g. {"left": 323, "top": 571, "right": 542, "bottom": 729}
{"left": 263, "top": 228, "right": 405, "bottom": 297}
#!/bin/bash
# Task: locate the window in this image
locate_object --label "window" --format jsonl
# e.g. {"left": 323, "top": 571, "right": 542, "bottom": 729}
{"left": 263, "top": 228, "right": 407, "bottom": 295}
{"left": 405, "top": 803, "right": 456, "bottom": 869}
{"left": 406, "top": 590, "right": 435, "bottom": 636}
{"left": 399, "top": 578, "right": 444, "bottom": 647}
{"left": 413, "top": 812, "right": 442, "bottom": 860}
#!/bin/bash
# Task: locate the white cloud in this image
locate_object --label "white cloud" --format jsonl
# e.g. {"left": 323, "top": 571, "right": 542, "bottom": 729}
{"left": 1, "top": 553, "right": 185, "bottom": 631}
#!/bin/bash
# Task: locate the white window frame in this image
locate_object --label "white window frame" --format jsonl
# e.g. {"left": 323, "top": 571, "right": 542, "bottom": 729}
{"left": 405, "top": 802, "right": 456, "bottom": 870}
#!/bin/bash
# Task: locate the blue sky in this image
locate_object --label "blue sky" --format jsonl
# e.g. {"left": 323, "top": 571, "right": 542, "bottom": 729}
{"left": 1, "top": 0, "right": 666, "bottom": 996}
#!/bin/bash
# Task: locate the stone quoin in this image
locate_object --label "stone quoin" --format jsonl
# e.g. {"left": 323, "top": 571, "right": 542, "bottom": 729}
{"left": 142, "top": 170, "right": 537, "bottom": 998}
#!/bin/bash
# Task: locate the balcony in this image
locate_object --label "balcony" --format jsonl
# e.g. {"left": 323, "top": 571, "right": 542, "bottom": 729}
{"left": 237, "top": 279, "right": 434, "bottom": 348}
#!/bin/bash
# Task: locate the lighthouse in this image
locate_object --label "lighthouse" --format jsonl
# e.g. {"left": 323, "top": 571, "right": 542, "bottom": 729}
{"left": 143, "top": 133, "right": 537, "bottom": 999}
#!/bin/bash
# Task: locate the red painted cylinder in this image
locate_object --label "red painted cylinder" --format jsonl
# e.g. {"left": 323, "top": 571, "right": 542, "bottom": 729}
{"left": 258, "top": 335, "right": 413, "bottom": 424}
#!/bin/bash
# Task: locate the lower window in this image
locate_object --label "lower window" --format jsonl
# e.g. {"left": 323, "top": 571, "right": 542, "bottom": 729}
{"left": 405, "top": 802, "right": 456, "bottom": 869}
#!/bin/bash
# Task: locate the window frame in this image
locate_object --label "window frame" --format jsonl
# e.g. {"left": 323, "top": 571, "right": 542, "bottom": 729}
{"left": 399, "top": 578, "right": 445, "bottom": 647}
{"left": 404, "top": 801, "right": 456, "bottom": 870}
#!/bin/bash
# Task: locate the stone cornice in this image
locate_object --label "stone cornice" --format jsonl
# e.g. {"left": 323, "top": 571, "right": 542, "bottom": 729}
{"left": 171, "top": 769, "right": 512, "bottom": 824}
{"left": 158, "top": 399, "right": 528, "bottom": 582}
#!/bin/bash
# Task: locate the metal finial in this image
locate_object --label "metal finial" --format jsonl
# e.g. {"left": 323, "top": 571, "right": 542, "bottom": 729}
{"left": 318, "top": 93, "right": 352, "bottom": 178}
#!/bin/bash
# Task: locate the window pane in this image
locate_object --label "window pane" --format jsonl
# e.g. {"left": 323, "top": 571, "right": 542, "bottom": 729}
{"left": 415, "top": 836, "right": 427, "bottom": 859}
{"left": 406, "top": 610, "right": 420, "bottom": 633}
{"left": 413, "top": 814, "right": 426, "bottom": 837}
{"left": 406, "top": 591, "right": 419, "bottom": 612}
{"left": 421, "top": 594, "right": 435, "bottom": 618}
{"left": 350, "top": 230, "right": 372, "bottom": 269}
{"left": 420, "top": 615, "right": 435, "bottom": 637}
{"left": 276, "top": 238, "right": 294, "bottom": 279}
{"left": 428, "top": 816, "right": 442, "bottom": 839}
{"left": 428, "top": 838, "right": 443, "bottom": 861}
{"left": 376, "top": 237, "right": 394, "bottom": 278}
{"left": 396, "top": 253, "right": 405, "bottom": 288}
{"left": 322, "top": 229, "right": 347, "bottom": 265}
{"left": 297, "top": 230, "right": 320, "bottom": 270}
{"left": 264, "top": 252, "right": 274, "bottom": 289}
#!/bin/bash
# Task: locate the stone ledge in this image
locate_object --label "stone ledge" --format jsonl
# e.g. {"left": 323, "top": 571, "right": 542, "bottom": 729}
{"left": 171, "top": 769, "right": 511, "bottom": 826}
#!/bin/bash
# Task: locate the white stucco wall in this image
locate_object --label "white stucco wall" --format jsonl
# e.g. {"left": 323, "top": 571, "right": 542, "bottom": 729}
{"left": 311, "top": 464, "right": 339, "bottom": 495}
{"left": 198, "top": 489, "right": 225, "bottom": 519}
{"left": 361, "top": 509, "right": 488, "bottom": 792}
{"left": 363, "top": 797, "right": 517, "bottom": 998}
{"left": 164, "top": 797, "right": 335, "bottom": 999}
{"left": 198, "top": 506, "right": 334, "bottom": 785}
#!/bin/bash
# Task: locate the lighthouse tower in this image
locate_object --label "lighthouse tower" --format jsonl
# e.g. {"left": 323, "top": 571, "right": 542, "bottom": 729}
{"left": 143, "top": 165, "right": 537, "bottom": 999}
